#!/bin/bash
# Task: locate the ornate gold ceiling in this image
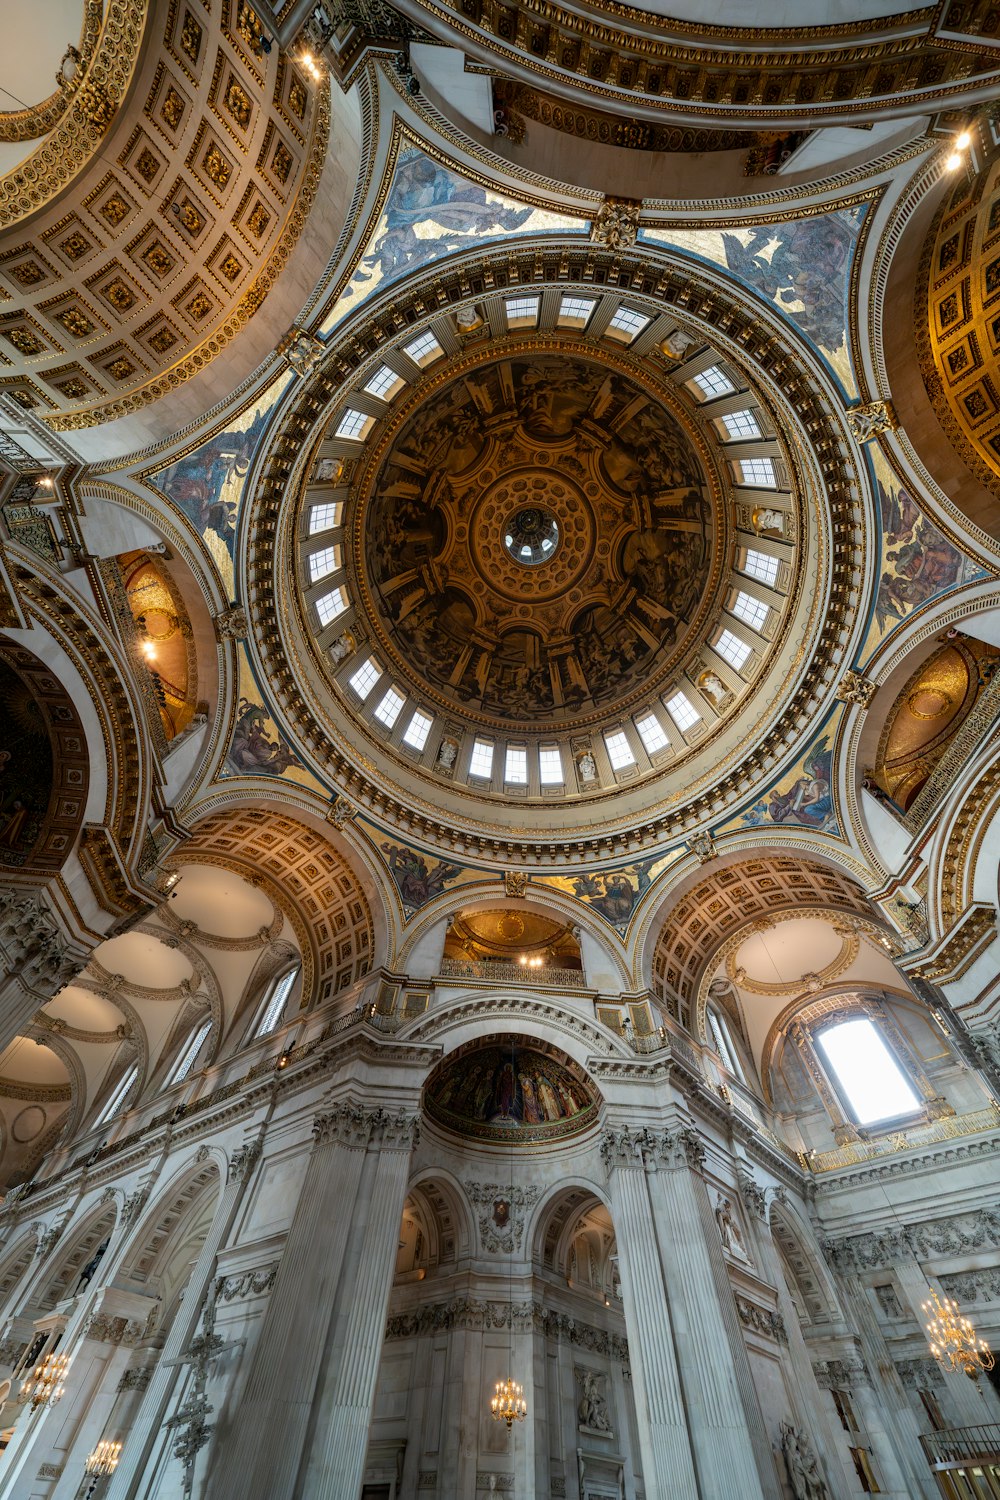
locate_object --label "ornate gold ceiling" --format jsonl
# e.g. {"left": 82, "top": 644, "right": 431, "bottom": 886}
{"left": 359, "top": 348, "right": 715, "bottom": 732}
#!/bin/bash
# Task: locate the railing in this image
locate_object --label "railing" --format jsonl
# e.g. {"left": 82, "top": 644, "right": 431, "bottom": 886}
{"left": 437, "top": 959, "right": 587, "bottom": 986}
{"left": 802, "top": 1103, "right": 1000, "bottom": 1173}
{"left": 921, "top": 1425, "right": 1000, "bottom": 1469}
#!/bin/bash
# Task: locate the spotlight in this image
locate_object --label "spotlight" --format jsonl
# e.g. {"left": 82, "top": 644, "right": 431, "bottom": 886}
{"left": 956, "top": 130, "right": 971, "bottom": 149}
{"left": 946, "top": 151, "right": 963, "bottom": 171}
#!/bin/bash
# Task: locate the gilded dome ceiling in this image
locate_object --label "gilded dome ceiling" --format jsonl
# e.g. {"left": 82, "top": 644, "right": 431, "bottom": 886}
{"left": 360, "top": 349, "right": 715, "bottom": 732}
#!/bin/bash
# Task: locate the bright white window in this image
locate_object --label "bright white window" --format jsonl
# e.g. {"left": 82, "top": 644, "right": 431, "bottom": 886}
{"left": 309, "top": 502, "right": 342, "bottom": 535}
{"left": 692, "top": 365, "right": 734, "bottom": 399}
{"left": 364, "top": 364, "right": 405, "bottom": 400}
{"left": 715, "top": 629, "right": 752, "bottom": 671}
{"left": 539, "top": 744, "right": 563, "bottom": 784}
{"left": 254, "top": 967, "right": 299, "bottom": 1039}
{"left": 744, "top": 549, "right": 780, "bottom": 587}
{"left": 335, "top": 408, "right": 373, "bottom": 441}
{"left": 607, "top": 306, "right": 650, "bottom": 342}
{"left": 505, "top": 296, "right": 539, "bottom": 326}
{"left": 665, "top": 690, "right": 700, "bottom": 732}
{"left": 373, "top": 686, "right": 405, "bottom": 728}
{"left": 558, "top": 295, "right": 597, "bottom": 327}
{"left": 349, "top": 657, "right": 381, "bottom": 699}
{"left": 308, "top": 545, "right": 340, "bottom": 583}
{"left": 96, "top": 1063, "right": 139, "bottom": 1126}
{"left": 818, "top": 1018, "right": 920, "bottom": 1125}
{"left": 731, "top": 591, "right": 769, "bottom": 633}
{"left": 604, "top": 729, "right": 635, "bottom": 770}
{"left": 738, "top": 456, "right": 777, "bottom": 487}
{"left": 315, "top": 587, "right": 348, "bottom": 627}
{"left": 403, "top": 330, "right": 443, "bottom": 366}
{"left": 709, "top": 1009, "right": 746, "bottom": 1084}
{"left": 721, "top": 408, "right": 761, "bottom": 439}
{"left": 635, "top": 712, "right": 669, "bottom": 754}
{"left": 469, "top": 738, "right": 494, "bottom": 778}
{"left": 505, "top": 744, "right": 528, "bottom": 784}
{"left": 402, "top": 709, "right": 433, "bottom": 751}
{"left": 165, "top": 1019, "right": 212, "bottom": 1088}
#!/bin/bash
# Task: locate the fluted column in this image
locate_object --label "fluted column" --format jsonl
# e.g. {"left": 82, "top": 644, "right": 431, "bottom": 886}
{"left": 103, "top": 1139, "right": 262, "bottom": 1500}
{"left": 601, "top": 1126, "right": 700, "bottom": 1494}
{"left": 641, "top": 1127, "right": 770, "bottom": 1500}
{"left": 207, "top": 1102, "right": 418, "bottom": 1500}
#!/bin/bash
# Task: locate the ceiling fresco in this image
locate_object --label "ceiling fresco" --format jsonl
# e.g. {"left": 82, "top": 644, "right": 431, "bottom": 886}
{"left": 424, "top": 1041, "right": 598, "bottom": 1143}
{"left": 361, "top": 350, "right": 714, "bottom": 729}
{"left": 321, "top": 142, "right": 587, "bottom": 335}
{"left": 641, "top": 203, "right": 866, "bottom": 396}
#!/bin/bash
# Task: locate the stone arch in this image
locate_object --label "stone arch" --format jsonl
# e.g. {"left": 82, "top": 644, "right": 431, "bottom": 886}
{"left": 0, "top": 636, "right": 89, "bottom": 875}
{"left": 34, "top": 1201, "right": 119, "bottom": 1312}
{"left": 117, "top": 1156, "right": 222, "bottom": 1325}
{"left": 176, "top": 801, "right": 381, "bottom": 1008}
{"left": 0, "top": 1232, "right": 40, "bottom": 1314}
{"left": 401, "top": 1169, "right": 475, "bottom": 1271}
{"left": 646, "top": 852, "right": 882, "bottom": 1031}
{"left": 405, "top": 997, "right": 626, "bottom": 1080}
{"left": 530, "top": 1180, "right": 615, "bottom": 1286}
{"left": 768, "top": 1199, "right": 843, "bottom": 1331}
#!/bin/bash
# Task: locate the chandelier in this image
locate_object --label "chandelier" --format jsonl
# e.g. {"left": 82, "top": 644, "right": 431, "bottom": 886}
{"left": 923, "top": 1288, "right": 995, "bottom": 1380}
{"left": 84, "top": 1439, "right": 122, "bottom": 1497}
{"left": 19, "top": 1350, "right": 69, "bottom": 1408}
{"left": 491, "top": 1375, "right": 528, "bottom": 1429}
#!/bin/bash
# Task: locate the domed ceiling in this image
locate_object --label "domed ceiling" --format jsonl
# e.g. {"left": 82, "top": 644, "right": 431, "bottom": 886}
{"left": 361, "top": 350, "right": 714, "bottom": 731}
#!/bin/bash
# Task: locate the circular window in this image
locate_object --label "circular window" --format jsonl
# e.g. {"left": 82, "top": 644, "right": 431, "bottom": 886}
{"left": 503, "top": 507, "right": 560, "bottom": 566}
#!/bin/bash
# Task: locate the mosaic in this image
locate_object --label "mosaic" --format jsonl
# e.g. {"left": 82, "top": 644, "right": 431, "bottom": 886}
{"left": 641, "top": 203, "right": 866, "bottom": 396}
{"left": 425, "top": 1042, "right": 597, "bottom": 1143}
{"left": 322, "top": 144, "right": 586, "bottom": 334}
{"left": 734, "top": 713, "right": 841, "bottom": 837}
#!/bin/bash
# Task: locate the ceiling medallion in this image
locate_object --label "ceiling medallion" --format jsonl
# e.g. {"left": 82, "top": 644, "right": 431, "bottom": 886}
{"left": 503, "top": 506, "right": 561, "bottom": 566}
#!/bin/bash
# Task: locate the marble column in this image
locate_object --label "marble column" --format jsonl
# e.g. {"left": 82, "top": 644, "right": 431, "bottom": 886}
{"left": 641, "top": 1128, "right": 771, "bottom": 1500}
{"left": 601, "top": 1126, "right": 700, "bottom": 1495}
{"left": 207, "top": 1103, "right": 418, "bottom": 1500}
{"left": 102, "top": 1141, "right": 262, "bottom": 1500}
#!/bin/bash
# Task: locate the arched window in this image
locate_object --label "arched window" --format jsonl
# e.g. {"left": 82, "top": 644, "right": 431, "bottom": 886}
{"left": 251, "top": 966, "right": 300, "bottom": 1040}
{"left": 708, "top": 1005, "right": 747, "bottom": 1085}
{"left": 815, "top": 1016, "right": 920, "bottom": 1126}
{"left": 95, "top": 1062, "right": 139, "bottom": 1127}
{"left": 163, "top": 1019, "right": 213, "bottom": 1089}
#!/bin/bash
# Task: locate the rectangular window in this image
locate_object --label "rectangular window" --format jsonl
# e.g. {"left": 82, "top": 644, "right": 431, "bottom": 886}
{"left": 720, "top": 407, "right": 761, "bottom": 439}
{"left": 402, "top": 709, "right": 433, "bottom": 751}
{"left": 558, "top": 295, "right": 597, "bottom": 327}
{"left": 348, "top": 657, "right": 381, "bottom": 699}
{"left": 403, "top": 330, "right": 443, "bottom": 366}
{"left": 539, "top": 744, "right": 563, "bottom": 784}
{"left": 665, "top": 690, "right": 700, "bottom": 732}
{"left": 469, "top": 738, "right": 494, "bottom": 778}
{"left": 505, "top": 744, "right": 528, "bottom": 783}
{"left": 731, "top": 590, "right": 769, "bottom": 633}
{"left": 832, "top": 1390, "right": 859, "bottom": 1433}
{"left": 738, "top": 456, "right": 777, "bottom": 487}
{"left": 715, "top": 629, "right": 752, "bottom": 671}
{"left": 308, "top": 545, "right": 341, "bottom": 583}
{"left": 692, "top": 365, "right": 734, "bottom": 399}
{"left": 309, "top": 502, "right": 342, "bottom": 535}
{"left": 607, "top": 306, "right": 650, "bottom": 342}
{"left": 604, "top": 729, "right": 635, "bottom": 770}
{"left": 818, "top": 1017, "right": 920, "bottom": 1125}
{"left": 635, "top": 712, "right": 669, "bottom": 754}
{"left": 744, "top": 548, "right": 780, "bottom": 587}
{"left": 315, "top": 587, "right": 348, "bottom": 627}
{"left": 335, "top": 408, "right": 373, "bottom": 441}
{"left": 373, "top": 685, "right": 405, "bottom": 728}
{"left": 505, "top": 295, "right": 539, "bottom": 326}
{"left": 364, "top": 364, "right": 405, "bottom": 400}
{"left": 849, "top": 1447, "right": 881, "bottom": 1495}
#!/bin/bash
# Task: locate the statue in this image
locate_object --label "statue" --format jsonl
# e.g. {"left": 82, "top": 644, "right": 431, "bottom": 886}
{"left": 576, "top": 1367, "right": 613, "bottom": 1434}
{"left": 780, "top": 1421, "right": 829, "bottom": 1500}
{"left": 437, "top": 738, "right": 458, "bottom": 770}
{"left": 715, "top": 1195, "right": 750, "bottom": 1262}
{"left": 577, "top": 750, "right": 598, "bottom": 784}
{"left": 698, "top": 669, "right": 732, "bottom": 709}
{"left": 75, "top": 1236, "right": 110, "bottom": 1294}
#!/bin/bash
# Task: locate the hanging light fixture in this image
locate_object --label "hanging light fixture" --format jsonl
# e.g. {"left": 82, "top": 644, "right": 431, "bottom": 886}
{"left": 84, "top": 1439, "right": 122, "bottom": 1497}
{"left": 489, "top": 1035, "right": 528, "bottom": 1430}
{"left": 922, "top": 1287, "right": 995, "bottom": 1380}
{"left": 19, "top": 1350, "right": 69, "bottom": 1409}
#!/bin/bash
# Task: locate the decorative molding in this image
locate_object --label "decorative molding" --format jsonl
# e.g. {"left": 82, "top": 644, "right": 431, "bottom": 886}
{"left": 895, "top": 1356, "right": 946, "bottom": 1391}
{"left": 939, "top": 1267, "right": 1000, "bottom": 1306}
{"left": 908, "top": 904, "right": 998, "bottom": 985}
{"left": 385, "top": 1298, "right": 628, "bottom": 1362}
{"left": 213, "top": 606, "right": 249, "bottom": 642}
{"left": 845, "top": 401, "right": 897, "bottom": 443}
{"left": 503, "top": 871, "right": 527, "bottom": 899}
{"left": 117, "top": 1365, "right": 153, "bottom": 1392}
{"left": 812, "top": 1354, "right": 872, "bottom": 1389}
{"left": 216, "top": 1264, "right": 278, "bottom": 1301}
{"left": 737, "top": 1168, "right": 768, "bottom": 1221}
{"left": 590, "top": 198, "right": 640, "bottom": 251}
{"left": 601, "top": 1123, "right": 705, "bottom": 1173}
{"left": 312, "top": 1103, "right": 419, "bottom": 1152}
{"left": 464, "top": 1181, "right": 540, "bottom": 1254}
{"left": 835, "top": 670, "right": 878, "bottom": 708}
{"left": 735, "top": 1295, "right": 788, "bottom": 1344}
{"left": 824, "top": 1206, "right": 1000, "bottom": 1272}
{"left": 228, "top": 1137, "right": 263, "bottom": 1184}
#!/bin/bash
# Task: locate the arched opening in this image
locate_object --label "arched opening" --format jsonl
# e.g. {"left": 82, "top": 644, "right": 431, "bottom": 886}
{"left": 441, "top": 907, "right": 583, "bottom": 981}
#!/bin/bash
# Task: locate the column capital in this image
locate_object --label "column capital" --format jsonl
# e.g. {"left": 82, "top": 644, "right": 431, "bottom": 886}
{"left": 600, "top": 1123, "right": 705, "bottom": 1174}
{"left": 312, "top": 1102, "right": 419, "bottom": 1153}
